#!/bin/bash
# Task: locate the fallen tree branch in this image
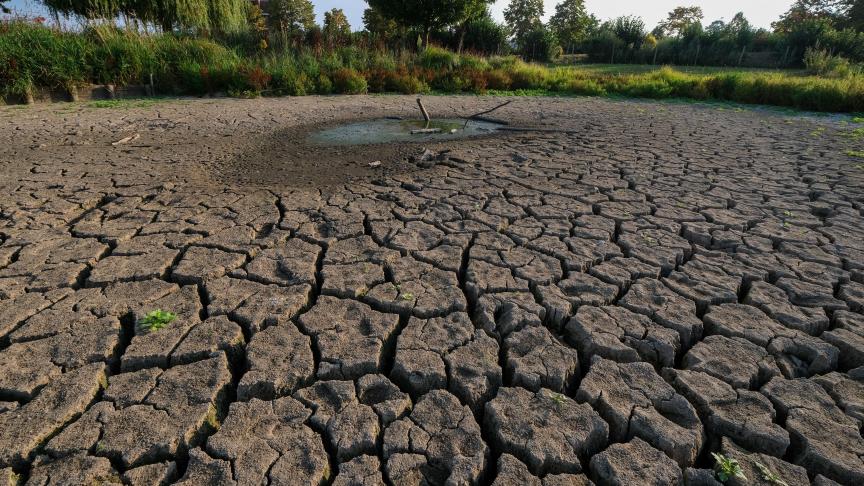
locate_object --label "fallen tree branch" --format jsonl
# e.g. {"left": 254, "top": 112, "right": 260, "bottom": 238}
{"left": 411, "top": 128, "right": 441, "bottom": 134}
{"left": 463, "top": 100, "right": 513, "bottom": 127}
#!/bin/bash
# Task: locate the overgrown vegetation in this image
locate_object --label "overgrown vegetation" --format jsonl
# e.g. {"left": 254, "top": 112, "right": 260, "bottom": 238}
{"left": 138, "top": 309, "right": 177, "bottom": 332}
{"left": 2, "top": 21, "right": 863, "bottom": 112}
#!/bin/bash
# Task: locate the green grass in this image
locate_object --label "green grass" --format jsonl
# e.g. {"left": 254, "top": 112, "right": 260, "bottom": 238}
{"left": 2, "top": 21, "right": 863, "bottom": 112}
{"left": 138, "top": 309, "right": 176, "bottom": 332}
{"left": 86, "top": 98, "right": 161, "bottom": 109}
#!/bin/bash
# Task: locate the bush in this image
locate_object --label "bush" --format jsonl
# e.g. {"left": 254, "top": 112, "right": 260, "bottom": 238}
{"left": 331, "top": 67, "right": 367, "bottom": 94}
{"left": 417, "top": 46, "right": 457, "bottom": 70}
{"left": 804, "top": 47, "right": 853, "bottom": 77}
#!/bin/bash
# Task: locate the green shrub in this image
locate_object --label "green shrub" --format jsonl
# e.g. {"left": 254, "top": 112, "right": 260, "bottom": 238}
{"left": 805, "top": 47, "right": 852, "bottom": 77}
{"left": 418, "top": 46, "right": 457, "bottom": 70}
{"left": 332, "top": 67, "right": 367, "bottom": 94}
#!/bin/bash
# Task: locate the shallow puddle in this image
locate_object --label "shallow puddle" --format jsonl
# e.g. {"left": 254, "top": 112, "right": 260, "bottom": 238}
{"left": 308, "top": 118, "right": 502, "bottom": 146}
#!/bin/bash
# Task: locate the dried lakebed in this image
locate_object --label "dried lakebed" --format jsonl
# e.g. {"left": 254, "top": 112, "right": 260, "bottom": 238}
{"left": 0, "top": 95, "right": 863, "bottom": 485}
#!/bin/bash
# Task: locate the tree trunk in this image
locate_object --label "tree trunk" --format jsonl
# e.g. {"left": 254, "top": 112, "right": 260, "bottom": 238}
{"left": 738, "top": 45, "right": 747, "bottom": 66}
{"left": 457, "top": 27, "right": 466, "bottom": 55}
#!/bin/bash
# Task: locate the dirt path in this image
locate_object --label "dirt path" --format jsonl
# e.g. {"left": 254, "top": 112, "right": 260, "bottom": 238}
{"left": 1, "top": 95, "right": 862, "bottom": 485}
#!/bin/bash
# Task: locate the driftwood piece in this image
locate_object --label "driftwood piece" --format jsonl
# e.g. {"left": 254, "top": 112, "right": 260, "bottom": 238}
{"left": 463, "top": 100, "right": 513, "bottom": 128}
{"left": 411, "top": 128, "right": 441, "bottom": 135}
{"left": 416, "top": 98, "right": 431, "bottom": 122}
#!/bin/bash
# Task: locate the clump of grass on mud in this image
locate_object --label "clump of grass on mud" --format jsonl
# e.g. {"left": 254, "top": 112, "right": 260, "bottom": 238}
{"left": 138, "top": 309, "right": 176, "bottom": 332}
{"left": 712, "top": 452, "right": 746, "bottom": 483}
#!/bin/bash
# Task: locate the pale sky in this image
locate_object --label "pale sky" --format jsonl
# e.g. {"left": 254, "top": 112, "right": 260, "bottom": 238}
{"left": 5, "top": 0, "right": 795, "bottom": 31}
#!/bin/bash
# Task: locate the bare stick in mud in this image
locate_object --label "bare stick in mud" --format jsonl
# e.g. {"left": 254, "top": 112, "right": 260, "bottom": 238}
{"left": 463, "top": 100, "right": 513, "bottom": 128}
{"left": 416, "top": 98, "right": 431, "bottom": 122}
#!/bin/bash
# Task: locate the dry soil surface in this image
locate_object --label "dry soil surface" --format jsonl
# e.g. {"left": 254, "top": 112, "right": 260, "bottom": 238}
{"left": 1, "top": 95, "right": 863, "bottom": 485}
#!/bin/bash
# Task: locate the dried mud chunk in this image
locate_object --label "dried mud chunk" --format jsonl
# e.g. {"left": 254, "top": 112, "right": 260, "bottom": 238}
{"left": 492, "top": 454, "right": 592, "bottom": 486}
{"left": 566, "top": 305, "right": 679, "bottom": 368}
{"left": 0, "top": 363, "right": 105, "bottom": 468}
{"left": 295, "top": 380, "right": 379, "bottom": 462}
{"left": 618, "top": 229, "right": 691, "bottom": 273}
{"left": 391, "top": 313, "right": 474, "bottom": 396}
{"left": 322, "top": 262, "right": 386, "bottom": 299}
{"left": 663, "top": 271, "right": 738, "bottom": 312}
{"left": 357, "top": 374, "right": 412, "bottom": 426}
{"left": 504, "top": 325, "right": 579, "bottom": 392}
{"left": 206, "top": 276, "right": 311, "bottom": 334}
{"left": 122, "top": 285, "right": 202, "bottom": 371}
{"left": 237, "top": 322, "right": 314, "bottom": 401}
{"left": 812, "top": 372, "right": 864, "bottom": 425}
{"left": 839, "top": 281, "right": 864, "bottom": 311}
{"left": 445, "top": 329, "right": 502, "bottom": 412}
{"left": 474, "top": 291, "right": 545, "bottom": 338}
{"left": 174, "top": 449, "right": 236, "bottom": 485}
{"left": 821, "top": 310, "right": 864, "bottom": 369}
{"left": 620, "top": 278, "right": 703, "bottom": 348}
{"left": 0, "top": 468, "right": 17, "bottom": 486}
{"left": 589, "top": 257, "right": 660, "bottom": 289}
{"left": 666, "top": 369, "right": 789, "bottom": 457}
{"left": 775, "top": 278, "right": 847, "bottom": 311}
{"left": 298, "top": 297, "right": 400, "bottom": 380}
{"left": 87, "top": 248, "right": 179, "bottom": 285}
{"left": 589, "top": 438, "right": 682, "bottom": 486}
{"left": 238, "top": 239, "right": 321, "bottom": 287}
{"left": 703, "top": 304, "right": 838, "bottom": 377}
{"left": 465, "top": 259, "right": 530, "bottom": 300}
{"left": 576, "top": 358, "right": 703, "bottom": 467}
{"left": 682, "top": 335, "right": 780, "bottom": 389}
{"left": 485, "top": 386, "right": 607, "bottom": 475}
{"left": 207, "top": 397, "right": 330, "bottom": 485}
{"left": 0, "top": 316, "right": 118, "bottom": 400}
{"left": 364, "top": 257, "right": 466, "bottom": 318}
{"left": 744, "top": 281, "right": 829, "bottom": 335}
{"left": 75, "top": 280, "right": 177, "bottom": 318}
{"left": 333, "top": 455, "right": 385, "bottom": 486}
{"left": 27, "top": 453, "right": 121, "bottom": 486}
{"left": 0, "top": 291, "right": 60, "bottom": 340}
{"left": 719, "top": 438, "right": 809, "bottom": 486}
{"left": 760, "top": 377, "right": 864, "bottom": 484}
{"left": 171, "top": 246, "right": 246, "bottom": 285}
{"left": 122, "top": 462, "right": 177, "bottom": 486}
{"left": 539, "top": 273, "right": 619, "bottom": 314}
{"left": 48, "top": 356, "right": 231, "bottom": 468}
{"left": 324, "top": 236, "right": 400, "bottom": 266}
{"left": 383, "top": 390, "right": 488, "bottom": 485}
{"left": 170, "top": 315, "right": 244, "bottom": 366}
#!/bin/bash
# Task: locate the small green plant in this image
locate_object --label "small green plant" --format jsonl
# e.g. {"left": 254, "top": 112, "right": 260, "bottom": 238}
{"left": 547, "top": 392, "right": 567, "bottom": 407}
{"left": 847, "top": 150, "right": 864, "bottom": 158}
{"left": 755, "top": 462, "right": 788, "bottom": 486}
{"left": 712, "top": 453, "right": 746, "bottom": 483}
{"left": 138, "top": 309, "right": 176, "bottom": 332}
{"left": 400, "top": 292, "right": 415, "bottom": 301}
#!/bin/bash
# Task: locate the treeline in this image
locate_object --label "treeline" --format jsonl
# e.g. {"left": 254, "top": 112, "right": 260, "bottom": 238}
{"left": 8, "top": 0, "right": 864, "bottom": 70}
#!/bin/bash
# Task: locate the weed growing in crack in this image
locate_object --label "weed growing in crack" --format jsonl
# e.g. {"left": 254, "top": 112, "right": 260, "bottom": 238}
{"left": 755, "top": 462, "right": 788, "bottom": 486}
{"left": 138, "top": 309, "right": 176, "bottom": 332}
{"left": 547, "top": 391, "right": 567, "bottom": 408}
{"left": 400, "top": 292, "right": 415, "bottom": 301}
{"left": 847, "top": 150, "right": 864, "bottom": 158}
{"left": 712, "top": 453, "right": 746, "bottom": 483}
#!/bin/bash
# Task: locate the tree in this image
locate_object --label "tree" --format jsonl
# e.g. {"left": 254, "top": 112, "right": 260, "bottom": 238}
{"left": 366, "top": 0, "right": 479, "bottom": 46}
{"left": 363, "top": 6, "right": 400, "bottom": 39}
{"left": 773, "top": 0, "right": 846, "bottom": 32}
{"left": 612, "top": 15, "right": 646, "bottom": 48}
{"left": 656, "top": 6, "right": 704, "bottom": 37}
{"left": 323, "top": 8, "right": 351, "bottom": 45}
{"left": 549, "top": 0, "right": 595, "bottom": 53}
{"left": 1, "top": 0, "right": 10, "bottom": 14}
{"left": 267, "top": 0, "right": 315, "bottom": 38}
{"left": 43, "top": 0, "right": 249, "bottom": 33}
{"left": 840, "top": 0, "right": 864, "bottom": 30}
{"left": 504, "top": 0, "right": 544, "bottom": 50}
{"left": 455, "top": 0, "right": 494, "bottom": 53}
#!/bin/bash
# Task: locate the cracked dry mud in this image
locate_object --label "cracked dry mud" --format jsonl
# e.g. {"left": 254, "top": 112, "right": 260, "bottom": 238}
{"left": 1, "top": 94, "right": 863, "bottom": 485}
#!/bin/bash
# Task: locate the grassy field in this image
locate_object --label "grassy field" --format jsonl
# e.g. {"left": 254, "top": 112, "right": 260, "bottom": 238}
{"left": 1, "top": 21, "right": 862, "bottom": 113}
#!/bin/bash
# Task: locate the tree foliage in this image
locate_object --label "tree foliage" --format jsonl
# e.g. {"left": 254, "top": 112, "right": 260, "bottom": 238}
{"left": 1, "top": 0, "right": 11, "bottom": 14}
{"left": 549, "top": 0, "right": 596, "bottom": 51}
{"left": 366, "top": 0, "right": 478, "bottom": 37}
{"left": 504, "top": 0, "right": 544, "bottom": 48}
{"left": 323, "top": 8, "right": 351, "bottom": 44}
{"left": 267, "top": 0, "right": 314, "bottom": 37}
{"left": 656, "top": 6, "right": 704, "bottom": 38}
{"left": 41, "top": 0, "right": 249, "bottom": 33}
